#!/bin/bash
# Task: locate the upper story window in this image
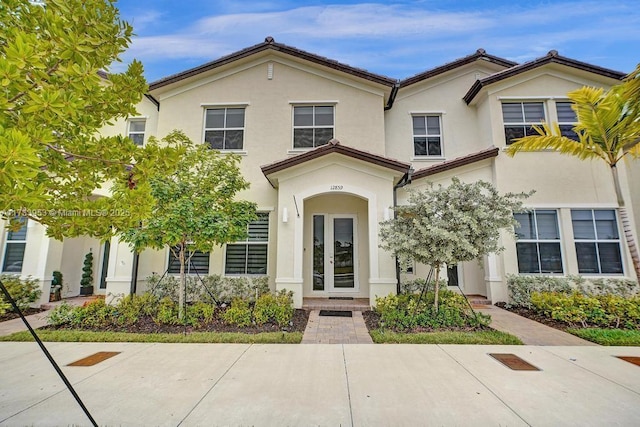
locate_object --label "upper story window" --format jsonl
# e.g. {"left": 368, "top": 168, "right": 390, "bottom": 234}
{"left": 293, "top": 106, "right": 334, "bottom": 148}
{"left": 412, "top": 115, "right": 442, "bottom": 156}
{"left": 502, "top": 102, "right": 545, "bottom": 145}
{"left": 128, "top": 119, "right": 146, "bottom": 146}
{"left": 514, "top": 210, "right": 563, "bottom": 274}
{"left": 204, "top": 108, "right": 245, "bottom": 150}
{"left": 571, "top": 209, "right": 623, "bottom": 274}
{"left": 2, "top": 218, "right": 27, "bottom": 273}
{"left": 225, "top": 212, "right": 269, "bottom": 275}
{"left": 556, "top": 102, "right": 579, "bottom": 141}
{"left": 167, "top": 247, "right": 210, "bottom": 275}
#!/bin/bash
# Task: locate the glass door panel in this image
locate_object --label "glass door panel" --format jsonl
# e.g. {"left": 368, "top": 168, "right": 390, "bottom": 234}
{"left": 313, "top": 215, "right": 325, "bottom": 291}
{"left": 332, "top": 217, "right": 354, "bottom": 289}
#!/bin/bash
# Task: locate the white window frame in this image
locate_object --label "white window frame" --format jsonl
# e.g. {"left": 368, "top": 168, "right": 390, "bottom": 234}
{"left": 571, "top": 209, "right": 624, "bottom": 275}
{"left": 291, "top": 105, "right": 335, "bottom": 149}
{"left": 224, "top": 212, "right": 269, "bottom": 276}
{"left": 514, "top": 209, "right": 564, "bottom": 274}
{"left": 127, "top": 118, "right": 146, "bottom": 146}
{"left": 502, "top": 101, "right": 546, "bottom": 145}
{"left": 202, "top": 107, "right": 246, "bottom": 151}
{"left": 411, "top": 114, "right": 443, "bottom": 158}
{"left": 1, "top": 218, "right": 28, "bottom": 274}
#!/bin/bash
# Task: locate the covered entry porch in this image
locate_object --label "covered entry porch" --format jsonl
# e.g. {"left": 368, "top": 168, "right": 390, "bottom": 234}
{"left": 261, "top": 140, "right": 411, "bottom": 308}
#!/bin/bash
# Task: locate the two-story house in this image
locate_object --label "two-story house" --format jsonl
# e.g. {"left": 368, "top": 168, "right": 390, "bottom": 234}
{"left": 2, "top": 37, "right": 637, "bottom": 308}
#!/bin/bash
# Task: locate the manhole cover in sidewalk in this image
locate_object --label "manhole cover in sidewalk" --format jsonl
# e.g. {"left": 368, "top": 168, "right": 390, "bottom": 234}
{"left": 489, "top": 353, "right": 541, "bottom": 371}
{"left": 616, "top": 356, "right": 640, "bottom": 367}
{"left": 67, "top": 351, "right": 121, "bottom": 367}
{"left": 319, "top": 310, "right": 352, "bottom": 317}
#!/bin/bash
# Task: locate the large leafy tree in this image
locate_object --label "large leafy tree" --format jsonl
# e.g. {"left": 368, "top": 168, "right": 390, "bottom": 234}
{"left": 505, "top": 82, "right": 640, "bottom": 282}
{"left": 118, "top": 132, "right": 257, "bottom": 319}
{"left": 380, "top": 178, "right": 529, "bottom": 311}
{"left": 0, "top": 0, "right": 182, "bottom": 239}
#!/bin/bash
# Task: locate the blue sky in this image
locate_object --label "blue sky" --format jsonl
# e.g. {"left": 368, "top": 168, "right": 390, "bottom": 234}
{"left": 113, "top": 0, "right": 640, "bottom": 83}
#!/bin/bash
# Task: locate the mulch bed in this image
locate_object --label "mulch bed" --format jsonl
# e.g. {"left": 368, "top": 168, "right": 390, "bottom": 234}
{"left": 0, "top": 308, "right": 46, "bottom": 323}
{"left": 43, "top": 308, "right": 310, "bottom": 335}
{"left": 494, "top": 302, "right": 572, "bottom": 331}
{"left": 362, "top": 310, "right": 490, "bottom": 333}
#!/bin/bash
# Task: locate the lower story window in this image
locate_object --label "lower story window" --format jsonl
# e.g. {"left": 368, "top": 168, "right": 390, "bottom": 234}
{"left": 167, "top": 248, "right": 210, "bottom": 274}
{"left": 2, "top": 218, "right": 27, "bottom": 273}
{"left": 225, "top": 213, "right": 269, "bottom": 275}
{"left": 572, "top": 209, "right": 623, "bottom": 274}
{"left": 514, "top": 210, "right": 563, "bottom": 274}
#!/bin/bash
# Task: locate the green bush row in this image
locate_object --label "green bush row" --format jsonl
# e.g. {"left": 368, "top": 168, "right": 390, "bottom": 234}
{"left": 0, "top": 275, "right": 41, "bottom": 315}
{"left": 530, "top": 291, "right": 640, "bottom": 329}
{"left": 145, "top": 274, "right": 270, "bottom": 304}
{"left": 374, "top": 291, "right": 490, "bottom": 331}
{"left": 47, "top": 289, "right": 294, "bottom": 329}
{"left": 506, "top": 275, "right": 639, "bottom": 308}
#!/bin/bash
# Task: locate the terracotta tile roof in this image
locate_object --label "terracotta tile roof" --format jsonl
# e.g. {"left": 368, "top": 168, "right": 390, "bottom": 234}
{"left": 401, "top": 49, "right": 517, "bottom": 87}
{"left": 463, "top": 50, "right": 626, "bottom": 104}
{"left": 411, "top": 146, "right": 499, "bottom": 180}
{"left": 261, "top": 139, "right": 410, "bottom": 177}
{"left": 149, "top": 37, "right": 397, "bottom": 91}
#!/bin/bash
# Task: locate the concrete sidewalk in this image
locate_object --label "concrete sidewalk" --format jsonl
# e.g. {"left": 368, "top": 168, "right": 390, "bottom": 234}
{"left": 1, "top": 342, "right": 639, "bottom": 426}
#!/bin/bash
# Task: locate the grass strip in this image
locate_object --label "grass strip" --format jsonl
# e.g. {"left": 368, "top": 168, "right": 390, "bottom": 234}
{"left": 369, "top": 329, "right": 523, "bottom": 345}
{"left": 568, "top": 328, "right": 640, "bottom": 346}
{"left": 0, "top": 330, "right": 302, "bottom": 344}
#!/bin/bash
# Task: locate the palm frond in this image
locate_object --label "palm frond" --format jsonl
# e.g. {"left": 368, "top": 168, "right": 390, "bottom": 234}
{"left": 505, "top": 122, "right": 604, "bottom": 161}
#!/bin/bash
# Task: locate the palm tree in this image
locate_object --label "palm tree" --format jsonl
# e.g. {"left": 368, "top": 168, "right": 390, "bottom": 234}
{"left": 505, "top": 82, "right": 640, "bottom": 282}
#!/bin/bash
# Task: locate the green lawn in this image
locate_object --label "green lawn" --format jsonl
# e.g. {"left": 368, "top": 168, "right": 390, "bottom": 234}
{"left": 369, "top": 329, "right": 523, "bottom": 345}
{"left": 0, "top": 330, "right": 302, "bottom": 344}
{"left": 568, "top": 328, "right": 640, "bottom": 346}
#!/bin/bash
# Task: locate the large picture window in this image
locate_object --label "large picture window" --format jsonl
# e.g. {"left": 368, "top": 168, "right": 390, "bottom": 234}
{"left": 514, "top": 210, "right": 563, "bottom": 274}
{"left": 571, "top": 209, "right": 623, "bottom": 274}
{"left": 293, "top": 106, "right": 334, "bottom": 148}
{"left": 502, "top": 102, "right": 545, "bottom": 145}
{"left": 2, "top": 218, "right": 27, "bottom": 273}
{"left": 412, "top": 115, "right": 442, "bottom": 156}
{"left": 225, "top": 213, "right": 269, "bottom": 275}
{"left": 204, "top": 108, "right": 245, "bottom": 150}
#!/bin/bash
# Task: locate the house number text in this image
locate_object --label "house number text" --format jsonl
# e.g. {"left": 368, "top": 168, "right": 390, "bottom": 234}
{"left": 330, "top": 185, "right": 343, "bottom": 190}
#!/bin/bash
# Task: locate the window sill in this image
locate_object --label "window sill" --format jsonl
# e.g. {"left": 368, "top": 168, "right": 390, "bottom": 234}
{"left": 212, "top": 150, "right": 248, "bottom": 156}
{"left": 411, "top": 156, "right": 446, "bottom": 162}
{"left": 287, "top": 149, "right": 315, "bottom": 155}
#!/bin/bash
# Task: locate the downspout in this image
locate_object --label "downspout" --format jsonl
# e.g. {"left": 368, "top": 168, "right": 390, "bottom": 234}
{"left": 384, "top": 80, "right": 401, "bottom": 111}
{"left": 392, "top": 167, "right": 413, "bottom": 294}
{"left": 130, "top": 252, "right": 139, "bottom": 295}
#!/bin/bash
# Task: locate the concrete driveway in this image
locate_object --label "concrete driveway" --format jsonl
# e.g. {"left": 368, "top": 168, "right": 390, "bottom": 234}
{"left": 1, "top": 342, "right": 639, "bottom": 426}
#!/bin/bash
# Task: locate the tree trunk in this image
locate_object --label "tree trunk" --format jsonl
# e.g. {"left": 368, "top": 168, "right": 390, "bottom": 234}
{"left": 178, "top": 244, "right": 186, "bottom": 320}
{"left": 611, "top": 165, "right": 640, "bottom": 283}
{"left": 433, "top": 263, "right": 440, "bottom": 312}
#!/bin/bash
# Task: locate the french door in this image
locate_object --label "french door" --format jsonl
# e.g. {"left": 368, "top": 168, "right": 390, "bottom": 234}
{"left": 312, "top": 214, "right": 357, "bottom": 292}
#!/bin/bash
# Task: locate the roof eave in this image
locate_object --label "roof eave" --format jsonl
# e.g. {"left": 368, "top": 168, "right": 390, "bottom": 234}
{"left": 412, "top": 147, "right": 499, "bottom": 180}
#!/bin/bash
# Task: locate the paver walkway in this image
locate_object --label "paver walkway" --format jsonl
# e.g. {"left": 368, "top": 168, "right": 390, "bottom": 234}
{"left": 476, "top": 305, "right": 597, "bottom": 346}
{"left": 301, "top": 310, "right": 373, "bottom": 344}
{"left": 0, "top": 296, "right": 95, "bottom": 337}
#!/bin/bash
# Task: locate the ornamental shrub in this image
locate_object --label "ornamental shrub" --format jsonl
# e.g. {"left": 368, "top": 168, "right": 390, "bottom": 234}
{"left": 221, "top": 298, "right": 252, "bottom": 327}
{"left": 374, "top": 290, "right": 489, "bottom": 331}
{"left": 253, "top": 290, "right": 294, "bottom": 327}
{"left": 0, "top": 274, "right": 42, "bottom": 314}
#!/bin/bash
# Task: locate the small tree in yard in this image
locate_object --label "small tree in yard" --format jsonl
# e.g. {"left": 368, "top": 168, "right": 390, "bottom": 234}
{"left": 119, "top": 132, "right": 257, "bottom": 320}
{"left": 380, "top": 178, "right": 530, "bottom": 311}
{"left": 0, "top": 0, "right": 183, "bottom": 239}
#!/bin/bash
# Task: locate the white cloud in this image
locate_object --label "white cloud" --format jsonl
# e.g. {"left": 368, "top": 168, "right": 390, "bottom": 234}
{"left": 118, "top": 1, "right": 640, "bottom": 80}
